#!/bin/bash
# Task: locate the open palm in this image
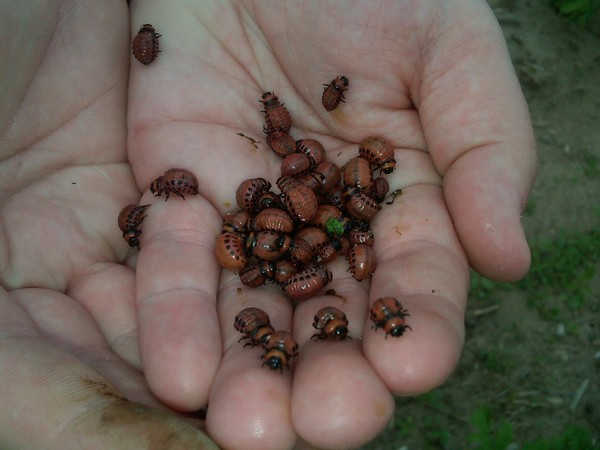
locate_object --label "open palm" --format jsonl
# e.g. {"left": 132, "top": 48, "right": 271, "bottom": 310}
{"left": 0, "top": 1, "right": 536, "bottom": 449}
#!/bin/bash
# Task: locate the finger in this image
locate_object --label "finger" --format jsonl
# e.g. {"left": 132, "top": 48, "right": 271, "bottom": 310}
{"left": 363, "top": 184, "right": 468, "bottom": 393}
{"left": 416, "top": 1, "right": 537, "bottom": 281}
{"left": 1, "top": 290, "right": 218, "bottom": 450}
{"left": 136, "top": 194, "right": 222, "bottom": 411}
{"left": 11, "top": 288, "right": 152, "bottom": 404}
{"left": 291, "top": 261, "right": 395, "bottom": 449}
{"left": 207, "top": 271, "right": 297, "bottom": 450}
{"left": 68, "top": 263, "right": 142, "bottom": 369}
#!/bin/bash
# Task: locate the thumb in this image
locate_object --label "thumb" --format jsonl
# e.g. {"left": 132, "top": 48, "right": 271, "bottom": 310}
{"left": 417, "top": 1, "right": 537, "bottom": 281}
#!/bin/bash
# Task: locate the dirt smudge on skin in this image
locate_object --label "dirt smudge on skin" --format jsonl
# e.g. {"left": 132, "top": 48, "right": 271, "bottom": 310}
{"left": 99, "top": 399, "right": 218, "bottom": 449}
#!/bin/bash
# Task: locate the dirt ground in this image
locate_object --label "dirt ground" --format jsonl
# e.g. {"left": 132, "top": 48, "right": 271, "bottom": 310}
{"left": 363, "top": 1, "right": 600, "bottom": 449}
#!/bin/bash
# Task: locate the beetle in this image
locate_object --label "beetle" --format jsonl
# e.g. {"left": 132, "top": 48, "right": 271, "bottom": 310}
{"left": 369, "top": 176, "right": 390, "bottom": 203}
{"left": 314, "top": 161, "right": 342, "bottom": 192}
{"left": 348, "top": 244, "right": 376, "bottom": 281}
{"left": 261, "top": 330, "right": 298, "bottom": 372}
{"left": 215, "top": 232, "right": 247, "bottom": 271}
{"left": 268, "top": 259, "right": 299, "bottom": 285}
{"left": 222, "top": 210, "right": 251, "bottom": 235}
{"left": 235, "top": 177, "right": 272, "bottom": 213}
{"left": 321, "top": 76, "right": 349, "bottom": 111}
{"left": 150, "top": 168, "right": 199, "bottom": 200}
{"left": 343, "top": 187, "right": 381, "bottom": 221}
{"left": 256, "top": 191, "right": 282, "bottom": 211}
{"left": 132, "top": 24, "right": 161, "bottom": 65}
{"left": 252, "top": 208, "right": 294, "bottom": 234}
{"left": 266, "top": 130, "right": 297, "bottom": 158}
{"left": 234, "top": 307, "right": 274, "bottom": 348}
{"left": 247, "top": 230, "right": 291, "bottom": 262}
{"left": 296, "top": 173, "right": 325, "bottom": 192}
{"left": 261, "top": 92, "right": 292, "bottom": 133}
{"left": 238, "top": 263, "right": 267, "bottom": 288}
{"left": 358, "top": 136, "right": 396, "bottom": 174}
{"left": 295, "top": 227, "right": 329, "bottom": 252}
{"left": 348, "top": 228, "right": 374, "bottom": 247}
{"left": 285, "top": 236, "right": 315, "bottom": 268}
{"left": 277, "top": 176, "right": 318, "bottom": 223}
{"left": 312, "top": 306, "right": 350, "bottom": 341}
{"left": 369, "top": 297, "right": 412, "bottom": 338}
{"left": 118, "top": 204, "right": 151, "bottom": 248}
{"left": 280, "top": 153, "right": 312, "bottom": 177}
{"left": 284, "top": 264, "right": 332, "bottom": 301}
{"left": 296, "top": 139, "right": 326, "bottom": 168}
{"left": 342, "top": 156, "right": 373, "bottom": 190}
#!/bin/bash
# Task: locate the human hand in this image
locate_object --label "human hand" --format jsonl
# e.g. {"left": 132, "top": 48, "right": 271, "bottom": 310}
{"left": 0, "top": 0, "right": 536, "bottom": 449}
{"left": 127, "top": 1, "right": 536, "bottom": 448}
{"left": 0, "top": 1, "right": 216, "bottom": 449}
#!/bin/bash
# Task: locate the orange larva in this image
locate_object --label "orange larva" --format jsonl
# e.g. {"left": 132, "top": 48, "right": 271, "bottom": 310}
{"left": 235, "top": 307, "right": 274, "bottom": 347}
{"left": 348, "top": 229, "right": 374, "bottom": 246}
{"left": 222, "top": 210, "right": 251, "bottom": 235}
{"left": 261, "top": 330, "right": 298, "bottom": 372}
{"left": 316, "top": 244, "right": 338, "bottom": 264}
{"left": 277, "top": 176, "right": 318, "bottom": 223}
{"left": 284, "top": 265, "right": 332, "bottom": 301}
{"left": 344, "top": 187, "right": 381, "bottom": 221}
{"left": 320, "top": 185, "right": 345, "bottom": 209}
{"left": 256, "top": 191, "right": 282, "bottom": 211}
{"left": 118, "top": 203, "right": 150, "bottom": 233}
{"left": 285, "top": 237, "right": 314, "bottom": 268}
{"left": 295, "top": 227, "right": 329, "bottom": 251}
{"left": 235, "top": 178, "right": 272, "bottom": 213}
{"left": 239, "top": 263, "right": 267, "bottom": 288}
{"left": 132, "top": 24, "right": 161, "bottom": 65}
{"left": 312, "top": 306, "right": 350, "bottom": 340}
{"left": 296, "top": 139, "right": 326, "bottom": 168}
{"left": 118, "top": 203, "right": 151, "bottom": 248}
{"left": 370, "top": 297, "right": 412, "bottom": 338}
{"left": 281, "top": 153, "right": 312, "bottom": 177}
{"left": 342, "top": 156, "right": 373, "bottom": 190}
{"left": 358, "top": 136, "right": 396, "bottom": 174}
{"left": 369, "top": 176, "right": 390, "bottom": 203}
{"left": 348, "top": 243, "right": 376, "bottom": 281}
{"left": 215, "top": 232, "right": 247, "bottom": 271}
{"left": 252, "top": 208, "right": 294, "bottom": 234}
{"left": 269, "top": 259, "right": 298, "bottom": 285}
{"left": 296, "top": 172, "right": 325, "bottom": 192}
{"left": 266, "top": 130, "right": 297, "bottom": 158}
{"left": 315, "top": 161, "right": 342, "bottom": 192}
{"left": 261, "top": 92, "right": 292, "bottom": 133}
{"left": 248, "top": 230, "right": 290, "bottom": 262}
{"left": 322, "top": 76, "right": 349, "bottom": 111}
{"left": 150, "top": 168, "right": 199, "bottom": 200}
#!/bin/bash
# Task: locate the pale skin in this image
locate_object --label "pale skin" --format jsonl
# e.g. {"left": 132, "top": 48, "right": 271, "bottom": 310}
{"left": 0, "top": 1, "right": 537, "bottom": 449}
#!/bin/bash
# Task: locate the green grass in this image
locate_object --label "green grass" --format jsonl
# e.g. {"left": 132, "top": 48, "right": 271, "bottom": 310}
{"left": 519, "top": 227, "right": 600, "bottom": 319}
{"left": 469, "top": 226, "right": 600, "bottom": 320}
{"left": 552, "top": 0, "right": 600, "bottom": 26}
{"left": 580, "top": 150, "right": 600, "bottom": 179}
{"left": 467, "top": 406, "right": 596, "bottom": 450}
{"left": 468, "top": 406, "right": 513, "bottom": 450}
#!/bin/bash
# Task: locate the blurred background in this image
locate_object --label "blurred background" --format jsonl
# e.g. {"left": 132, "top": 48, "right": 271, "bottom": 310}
{"left": 362, "top": 1, "right": 600, "bottom": 448}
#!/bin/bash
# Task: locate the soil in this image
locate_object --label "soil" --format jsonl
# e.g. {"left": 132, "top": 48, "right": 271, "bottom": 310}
{"left": 363, "top": 1, "right": 600, "bottom": 449}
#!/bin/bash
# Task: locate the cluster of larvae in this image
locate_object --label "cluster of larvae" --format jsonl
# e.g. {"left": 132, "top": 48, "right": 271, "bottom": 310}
{"left": 215, "top": 88, "right": 397, "bottom": 302}
{"left": 124, "top": 30, "right": 415, "bottom": 375}
{"left": 214, "top": 82, "right": 411, "bottom": 371}
{"left": 235, "top": 305, "right": 351, "bottom": 372}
